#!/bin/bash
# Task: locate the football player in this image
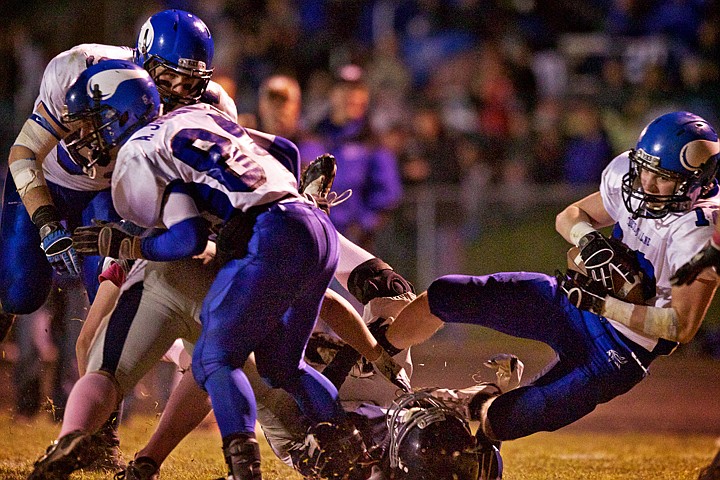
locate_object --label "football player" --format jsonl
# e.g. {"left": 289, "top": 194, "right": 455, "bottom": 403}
{"left": 33, "top": 59, "right": 374, "bottom": 480}
{"left": 1, "top": 8, "right": 231, "bottom": 320}
{"left": 0, "top": 10, "right": 237, "bottom": 470}
{"left": 3, "top": 9, "right": 235, "bottom": 470}
{"left": 379, "top": 111, "right": 720, "bottom": 469}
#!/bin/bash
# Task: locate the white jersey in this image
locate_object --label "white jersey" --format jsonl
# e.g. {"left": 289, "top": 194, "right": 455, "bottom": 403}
{"left": 600, "top": 152, "right": 720, "bottom": 350}
{"left": 35, "top": 43, "right": 237, "bottom": 191}
{"left": 112, "top": 102, "right": 302, "bottom": 229}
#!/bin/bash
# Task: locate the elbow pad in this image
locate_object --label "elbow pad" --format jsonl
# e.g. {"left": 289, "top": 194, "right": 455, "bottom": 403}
{"left": 347, "top": 258, "right": 414, "bottom": 305}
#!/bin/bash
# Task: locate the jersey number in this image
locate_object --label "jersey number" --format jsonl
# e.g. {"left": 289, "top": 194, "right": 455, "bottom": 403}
{"left": 170, "top": 113, "right": 267, "bottom": 192}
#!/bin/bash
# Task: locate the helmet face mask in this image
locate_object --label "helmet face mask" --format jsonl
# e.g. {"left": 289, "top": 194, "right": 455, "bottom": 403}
{"left": 621, "top": 112, "right": 720, "bottom": 219}
{"left": 63, "top": 60, "right": 161, "bottom": 178}
{"left": 387, "top": 391, "right": 479, "bottom": 480}
{"left": 135, "top": 9, "right": 214, "bottom": 110}
{"left": 63, "top": 103, "right": 124, "bottom": 175}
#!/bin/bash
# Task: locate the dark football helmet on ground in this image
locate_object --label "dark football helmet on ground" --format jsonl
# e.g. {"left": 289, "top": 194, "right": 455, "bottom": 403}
{"left": 387, "top": 390, "right": 480, "bottom": 480}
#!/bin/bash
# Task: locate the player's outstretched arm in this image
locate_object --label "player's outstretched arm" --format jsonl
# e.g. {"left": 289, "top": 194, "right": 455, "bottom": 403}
{"left": 321, "top": 289, "right": 411, "bottom": 391}
{"left": 76, "top": 279, "right": 120, "bottom": 376}
{"left": 321, "top": 289, "right": 381, "bottom": 360}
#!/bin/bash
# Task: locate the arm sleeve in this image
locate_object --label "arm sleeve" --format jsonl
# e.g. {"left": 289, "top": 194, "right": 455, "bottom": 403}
{"left": 140, "top": 216, "right": 210, "bottom": 261}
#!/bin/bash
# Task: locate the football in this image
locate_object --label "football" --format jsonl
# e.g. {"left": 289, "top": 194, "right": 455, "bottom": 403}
{"left": 567, "top": 246, "right": 648, "bottom": 305}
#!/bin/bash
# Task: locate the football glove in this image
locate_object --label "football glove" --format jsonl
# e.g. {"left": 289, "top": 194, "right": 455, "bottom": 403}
{"left": 73, "top": 221, "right": 142, "bottom": 259}
{"left": 39, "top": 221, "right": 80, "bottom": 276}
{"left": 556, "top": 270, "right": 607, "bottom": 314}
{"left": 372, "top": 349, "right": 412, "bottom": 393}
{"left": 670, "top": 242, "right": 720, "bottom": 286}
{"left": 576, "top": 231, "right": 642, "bottom": 294}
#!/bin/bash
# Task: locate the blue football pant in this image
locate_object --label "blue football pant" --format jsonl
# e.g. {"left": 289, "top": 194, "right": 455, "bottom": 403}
{"left": 193, "top": 201, "right": 345, "bottom": 437}
{"left": 427, "top": 272, "right": 649, "bottom": 440}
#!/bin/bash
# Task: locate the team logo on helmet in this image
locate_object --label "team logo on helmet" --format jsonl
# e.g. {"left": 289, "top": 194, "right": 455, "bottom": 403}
{"left": 680, "top": 139, "right": 720, "bottom": 171}
{"left": 87, "top": 68, "right": 150, "bottom": 100}
{"left": 137, "top": 19, "right": 154, "bottom": 56}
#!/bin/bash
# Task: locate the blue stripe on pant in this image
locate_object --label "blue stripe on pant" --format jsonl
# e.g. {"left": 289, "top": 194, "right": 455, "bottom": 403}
{"left": 193, "top": 201, "right": 345, "bottom": 437}
{"left": 427, "top": 272, "right": 649, "bottom": 440}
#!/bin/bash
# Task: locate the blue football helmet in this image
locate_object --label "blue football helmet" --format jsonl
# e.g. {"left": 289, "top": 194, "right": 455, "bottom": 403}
{"left": 622, "top": 111, "right": 720, "bottom": 219}
{"left": 134, "top": 9, "right": 214, "bottom": 109}
{"left": 387, "top": 390, "right": 479, "bottom": 480}
{"left": 63, "top": 59, "right": 160, "bottom": 177}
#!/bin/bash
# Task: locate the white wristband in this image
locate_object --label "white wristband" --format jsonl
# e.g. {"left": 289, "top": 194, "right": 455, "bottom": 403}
{"left": 569, "top": 221, "right": 597, "bottom": 247}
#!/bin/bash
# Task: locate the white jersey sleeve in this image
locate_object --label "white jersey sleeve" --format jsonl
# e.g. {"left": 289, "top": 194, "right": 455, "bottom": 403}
{"left": 112, "top": 103, "right": 302, "bottom": 229}
{"left": 599, "top": 153, "right": 720, "bottom": 350}
{"left": 38, "top": 44, "right": 134, "bottom": 191}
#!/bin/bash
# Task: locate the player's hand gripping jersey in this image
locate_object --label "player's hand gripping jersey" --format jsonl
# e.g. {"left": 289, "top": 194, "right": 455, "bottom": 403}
{"left": 111, "top": 103, "right": 303, "bottom": 231}
{"left": 599, "top": 152, "right": 720, "bottom": 351}
{"left": 36, "top": 44, "right": 237, "bottom": 191}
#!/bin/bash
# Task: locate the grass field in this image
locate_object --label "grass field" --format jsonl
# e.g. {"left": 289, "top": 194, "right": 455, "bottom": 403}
{"left": 0, "top": 411, "right": 717, "bottom": 479}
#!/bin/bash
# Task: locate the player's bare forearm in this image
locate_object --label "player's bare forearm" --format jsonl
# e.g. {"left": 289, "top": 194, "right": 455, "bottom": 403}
{"left": 556, "top": 192, "right": 614, "bottom": 244}
{"left": 320, "top": 289, "right": 382, "bottom": 360}
{"left": 670, "top": 274, "right": 719, "bottom": 343}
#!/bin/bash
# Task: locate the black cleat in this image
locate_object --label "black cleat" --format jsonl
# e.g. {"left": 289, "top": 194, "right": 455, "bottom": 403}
{"left": 28, "top": 430, "right": 95, "bottom": 480}
{"left": 299, "top": 154, "right": 351, "bottom": 214}
{"left": 699, "top": 447, "right": 720, "bottom": 480}
{"left": 300, "top": 153, "right": 337, "bottom": 198}
{"left": 113, "top": 456, "right": 159, "bottom": 480}
{"left": 476, "top": 429, "right": 503, "bottom": 480}
{"left": 86, "top": 419, "right": 127, "bottom": 471}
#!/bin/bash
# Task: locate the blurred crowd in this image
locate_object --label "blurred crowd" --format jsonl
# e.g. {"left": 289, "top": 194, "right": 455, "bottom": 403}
{"left": 2, "top": 0, "right": 720, "bottom": 190}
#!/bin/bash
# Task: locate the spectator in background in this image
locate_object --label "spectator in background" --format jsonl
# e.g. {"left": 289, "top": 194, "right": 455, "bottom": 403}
{"left": 257, "top": 73, "right": 303, "bottom": 142}
{"left": 299, "top": 64, "right": 402, "bottom": 252}
{"left": 562, "top": 99, "right": 613, "bottom": 185}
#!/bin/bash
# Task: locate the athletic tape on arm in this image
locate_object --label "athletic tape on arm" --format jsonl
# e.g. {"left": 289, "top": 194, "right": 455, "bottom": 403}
{"left": 9, "top": 158, "right": 46, "bottom": 198}
{"left": 14, "top": 116, "right": 62, "bottom": 160}
{"left": 602, "top": 296, "right": 679, "bottom": 341}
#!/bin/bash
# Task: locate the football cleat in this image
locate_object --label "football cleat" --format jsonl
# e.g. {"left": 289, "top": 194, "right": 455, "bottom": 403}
{"left": 289, "top": 420, "right": 370, "bottom": 479}
{"left": 222, "top": 436, "right": 261, "bottom": 480}
{"left": 698, "top": 447, "right": 720, "bottom": 480}
{"left": 113, "top": 457, "right": 159, "bottom": 480}
{"left": 299, "top": 154, "right": 352, "bottom": 214}
{"left": 28, "top": 430, "right": 95, "bottom": 480}
{"left": 86, "top": 419, "right": 127, "bottom": 471}
{"left": 428, "top": 383, "right": 502, "bottom": 421}
{"left": 300, "top": 153, "right": 337, "bottom": 197}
